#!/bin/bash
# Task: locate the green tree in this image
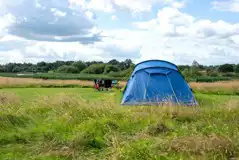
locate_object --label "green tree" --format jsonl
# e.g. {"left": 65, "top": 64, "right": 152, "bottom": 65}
{"left": 206, "top": 68, "right": 218, "bottom": 77}
{"left": 72, "top": 61, "right": 87, "bottom": 73}
{"left": 57, "top": 65, "right": 78, "bottom": 73}
{"left": 191, "top": 68, "right": 202, "bottom": 77}
{"left": 26, "top": 66, "right": 37, "bottom": 73}
{"left": 108, "top": 66, "right": 134, "bottom": 78}
{"left": 81, "top": 64, "right": 106, "bottom": 74}
{"left": 104, "top": 65, "right": 120, "bottom": 74}
{"left": 178, "top": 65, "right": 190, "bottom": 72}
{"left": 182, "top": 68, "right": 191, "bottom": 79}
{"left": 0, "top": 65, "right": 5, "bottom": 72}
{"left": 235, "top": 64, "right": 239, "bottom": 73}
{"left": 218, "top": 64, "right": 234, "bottom": 73}
{"left": 85, "top": 61, "right": 103, "bottom": 67}
{"left": 108, "top": 59, "right": 120, "bottom": 65}
{"left": 12, "top": 66, "right": 22, "bottom": 73}
{"left": 53, "top": 61, "right": 66, "bottom": 70}
{"left": 182, "top": 68, "right": 202, "bottom": 80}
{"left": 5, "top": 63, "right": 15, "bottom": 72}
{"left": 37, "top": 62, "right": 51, "bottom": 72}
{"left": 119, "top": 59, "right": 133, "bottom": 70}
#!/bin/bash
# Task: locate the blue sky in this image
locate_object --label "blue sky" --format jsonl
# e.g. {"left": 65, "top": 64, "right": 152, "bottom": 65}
{"left": 0, "top": 0, "right": 239, "bottom": 65}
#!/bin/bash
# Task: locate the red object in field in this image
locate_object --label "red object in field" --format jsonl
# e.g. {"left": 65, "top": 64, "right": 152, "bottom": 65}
{"left": 93, "top": 79, "right": 113, "bottom": 91}
{"left": 96, "top": 83, "right": 100, "bottom": 90}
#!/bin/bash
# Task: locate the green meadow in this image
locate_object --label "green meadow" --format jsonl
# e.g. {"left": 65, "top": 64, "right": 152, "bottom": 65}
{"left": 0, "top": 87, "right": 238, "bottom": 160}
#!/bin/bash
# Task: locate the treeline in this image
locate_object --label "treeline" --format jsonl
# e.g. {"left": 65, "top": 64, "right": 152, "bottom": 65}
{"left": 178, "top": 61, "right": 239, "bottom": 82}
{"left": 0, "top": 60, "right": 239, "bottom": 81}
{"left": 0, "top": 59, "right": 134, "bottom": 78}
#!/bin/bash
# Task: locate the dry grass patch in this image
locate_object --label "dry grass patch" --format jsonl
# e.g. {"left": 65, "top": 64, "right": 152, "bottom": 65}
{"left": 169, "top": 134, "right": 235, "bottom": 156}
{"left": 0, "top": 77, "right": 93, "bottom": 87}
{"left": 130, "top": 105, "right": 199, "bottom": 122}
{"left": 190, "top": 80, "right": 239, "bottom": 95}
{"left": 41, "top": 147, "right": 75, "bottom": 158}
{"left": 0, "top": 92, "right": 20, "bottom": 106}
{"left": 36, "top": 93, "right": 84, "bottom": 107}
{"left": 35, "top": 142, "right": 76, "bottom": 159}
{"left": 171, "top": 108, "right": 200, "bottom": 123}
{"left": 223, "top": 99, "right": 239, "bottom": 111}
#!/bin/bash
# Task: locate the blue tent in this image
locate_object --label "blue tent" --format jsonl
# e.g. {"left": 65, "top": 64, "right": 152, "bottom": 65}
{"left": 121, "top": 60, "right": 197, "bottom": 106}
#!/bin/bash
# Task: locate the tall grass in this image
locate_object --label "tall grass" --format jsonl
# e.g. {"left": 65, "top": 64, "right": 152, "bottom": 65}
{"left": 190, "top": 80, "right": 239, "bottom": 95}
{"left": 0, "top": 77, "right": 93, "bottom": 88}
{"left": 0, "top": 91, "right": 238, "bottom": 159}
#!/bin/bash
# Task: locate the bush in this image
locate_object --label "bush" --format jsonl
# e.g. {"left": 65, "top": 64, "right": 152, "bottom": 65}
{"left": 182, "top": 68, "right": 202, "bottom": 80}
{"left": 196, "top": 77, "right": 231, "bottom": 82}
{"left": 56, "top": 65, "right": 78, "bottom": 73}
{"left": 221, "top": 72, "right": 236, "bottom": 77}
{"left": 207, "top": 71, "right": 219, "bottom": 77}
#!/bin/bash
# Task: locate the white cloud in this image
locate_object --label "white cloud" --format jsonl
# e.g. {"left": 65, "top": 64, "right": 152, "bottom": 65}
{"left": 85, "top": 11, "right": 95, "bottom": 20}
{"left": 192, "top": 20, "right": 239, "bottom": 38}
{"left": 111, "top": 15, "right": 117, "bottom": 21}
{"left": 69, "top": 0, "right": 187, "bottom": 13}
{"left": 0, "top": 0, "right": 101, "bottom": 43}
{"left": 0, "top": 13, "right": 15, "bottom": 37}
{"left": 132, "top": 7, "right": 239, "bottom": 65}
{"left": 157, "top": 7, "right": 194, "bottom": 26}
{"left": 87, "top": 0, "right": 115, "bottom": 12}
{"left": 134, "top": 7, "right": 194, "bottom": 36}
{"left": 69, "top": 0, "right": 86, "bottom": 7}
{"left": 51, "top": 8, "right": 67, "bottom": 17}
{"left": 0, "top": 50, "right": 24, "bottom": 64}
{"left": 134, "top": 7, "right": 239, "bottom": 38}
{"left": 0, "top": 28, "right": 143, "bottom": 64}
{"left": 133, "top": 19, "right": 157, "bottom": 29}
{"left": 170, "top": 0, "right": 186, "bottom": 9}
{"left": 99, "top": 29, "right": 144, "bottom": 56}
{"left": 212, "top": 0, "right": 239, "bottom": 12}
{"left": 24, "top": 42, "right": 103, "bottom": 61}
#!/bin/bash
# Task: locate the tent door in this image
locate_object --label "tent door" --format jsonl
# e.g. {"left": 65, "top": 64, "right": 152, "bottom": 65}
{"left": 144, "top": 73, "right": 177, "bottom": 103}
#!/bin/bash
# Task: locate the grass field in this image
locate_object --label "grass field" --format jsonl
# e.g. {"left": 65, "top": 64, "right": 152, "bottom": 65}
{"left": 0, "top": 79, "right": 239, "bottom": 159}
{"left": 0, "top": 77, "right": 127, "bottom": 88}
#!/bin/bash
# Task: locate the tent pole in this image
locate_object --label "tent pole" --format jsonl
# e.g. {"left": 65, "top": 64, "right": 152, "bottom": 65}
{"left": 166, "top": 74, "right": 180, "bottom": 105}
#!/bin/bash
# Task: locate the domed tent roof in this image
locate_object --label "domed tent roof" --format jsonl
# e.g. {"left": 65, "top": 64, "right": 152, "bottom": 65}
{"left": 132, "top": 60, "right": 178, "bottom": 75}
{"left": 121, "top": 60, "right": 197, "bottom": 106}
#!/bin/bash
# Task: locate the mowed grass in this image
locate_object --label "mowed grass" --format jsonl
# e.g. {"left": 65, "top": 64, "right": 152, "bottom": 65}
{"left": 0, "top": 88, "right": 110, "bottom": 102}
{"left": 0, "top": 87, "right": 239, "bottom": 159}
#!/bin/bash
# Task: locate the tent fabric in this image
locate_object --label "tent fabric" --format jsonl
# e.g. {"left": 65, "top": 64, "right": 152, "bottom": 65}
{"left": 144, "top": 68, "right": 172, "bottom": 75}
{"left": 121, "top": 60, "right": 197, "bottom": 106}
{"left": 132, "top": 60, "right": 178, "bottom": 75}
